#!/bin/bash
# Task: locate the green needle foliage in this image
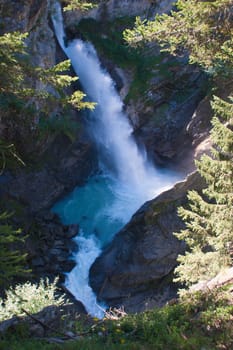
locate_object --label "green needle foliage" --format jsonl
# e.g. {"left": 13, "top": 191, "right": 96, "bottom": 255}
{"left": 0, "top": 212, "right": 29, "bottom": 287}
{"left": 33, "top": 59, "right": 96, "bottom": 111}
{"left": 174, "top": 96, "right": 233, "bottom": 285}
{"left": 124, "top": 0, "right": 233, "bottom": 78}
{"left": 0, "top": 32, "right": 95, "bottom": 113}
{"left": 0, "top": 31, "right": 28, "bottom": 95}
{"left": 0, "top": 29, "right": 95, "bottom": 165}
{"left": 124, "top": 0, "right": 233, "bottom": 286}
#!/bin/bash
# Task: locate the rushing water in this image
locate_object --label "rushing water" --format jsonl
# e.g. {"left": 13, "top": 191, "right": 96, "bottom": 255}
{"left": 52, "top": 3, "right": 179, "bottom": 317}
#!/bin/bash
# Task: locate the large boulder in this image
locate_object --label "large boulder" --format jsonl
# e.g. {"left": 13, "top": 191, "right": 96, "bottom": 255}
{"left": 90, "top": 171, "right": 206, "bottom": 312}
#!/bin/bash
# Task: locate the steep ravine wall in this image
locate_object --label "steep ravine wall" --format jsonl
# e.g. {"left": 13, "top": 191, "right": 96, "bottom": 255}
{"left": 64, "top": 0, "right": 175, "bottom": 25}
{"left": 0, "top": 0, "right": 56, "bottom": 84}
{"left": 0, "top": 0, "right": 56, "bottom": 156}
{"left": 0, "top": 0, "right": 96, "bottom": 287}
{"left": 90, "top": 172, "right": 207, "bottom": 312}
{"left": 64, "top": 0, "right": 209, "bottom": 172}
{"left": 0, "top": 0, "right": 97, "bottom": 209}
{"left": 64, "top": 1, "right": 212, "bottom": 312}
{"left": 0, "top": 0, "right": 213, "bottom": 314}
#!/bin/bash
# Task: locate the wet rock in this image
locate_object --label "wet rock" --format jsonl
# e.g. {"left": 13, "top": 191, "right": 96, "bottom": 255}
{"left": 54, "top": 239, "right": 67, "bottom": 247}
{"left": 7, "top": 169, "right": 65, "bottom": 213}
{"left": 66, "top": 224, "right": 79, "bottom": 239}
{"left": 30, "top": 323, "right": 45, "bottom": 337}
{"left": 23, "top": 214, "right": 78, "bottom": 279}
{"left": 4, "top": 140, "right": 96, "bottom": 214}
{"left": 31, "top": 257, "right": 44, "bottom": 268}
{"left": 90, "top": 172, "right": 206, "bottom": 312}
{"left": 186, "top": 96, "right": 213, "bottom": 146}
{"left": 0, "top": 317, "right": 19, "bottom": 334}
{"left": 49, "top": 248, "right": 64, "bottom": 256}
{"left": 0, "top": 0, "right": 48, "bottom": 35}
{"left": 133, "top": 71, "right": 207, "bottom": 169}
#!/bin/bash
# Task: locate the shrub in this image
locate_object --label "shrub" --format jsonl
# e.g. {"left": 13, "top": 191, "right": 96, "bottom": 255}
{"left": 0, "top": 277, "right": 65, "bottom": 321}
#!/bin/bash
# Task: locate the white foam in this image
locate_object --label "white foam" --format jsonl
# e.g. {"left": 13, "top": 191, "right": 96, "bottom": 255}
{"left": 65, "top": 233, "right": 105, "bottom": 318}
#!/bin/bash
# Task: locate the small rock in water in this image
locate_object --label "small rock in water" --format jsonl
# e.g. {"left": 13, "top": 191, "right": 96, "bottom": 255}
{"left": 66, "top": 224, "right": 79, "bottom": 238}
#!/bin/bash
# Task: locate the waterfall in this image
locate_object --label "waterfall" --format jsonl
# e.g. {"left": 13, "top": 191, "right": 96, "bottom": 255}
{"left": 52, "top": 2, "right": 179, "bottom": 318}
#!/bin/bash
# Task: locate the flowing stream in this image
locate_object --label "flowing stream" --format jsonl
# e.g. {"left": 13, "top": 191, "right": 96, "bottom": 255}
{"left": 52, "top": 3, "right": 179, "bottom": 318}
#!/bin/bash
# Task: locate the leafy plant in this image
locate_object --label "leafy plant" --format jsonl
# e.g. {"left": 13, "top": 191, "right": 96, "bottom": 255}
{"left": 1, "top": 286, "right": 233, "bottom": 349}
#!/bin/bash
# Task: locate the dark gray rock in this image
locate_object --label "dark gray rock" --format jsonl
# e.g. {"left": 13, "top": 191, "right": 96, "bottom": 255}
{"left": 7, "top": 168, "right": 65, "bottom": 213}
{"left": 136, "top": 74, "right": 207, "bottom": 166}
{"left": 4, "top": 139, "right": 96, "bottom": 214}
{"left": 0, "top": 317, "right": 19, "bottom": 334}
{"left": 19, "top": 211, "right": 78, "bottom": 280}
{"left": 31, "top": 257, "right": 44, "bottom": 268}
{"left": 66, "top": 224, "right": 79, "bottom": 239}
{"left": 90, "top": 172, "right": 206, "bottom": 312}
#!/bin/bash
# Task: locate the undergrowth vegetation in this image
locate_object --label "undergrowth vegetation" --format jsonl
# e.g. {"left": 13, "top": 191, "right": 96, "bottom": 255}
{"left": 0, "top": 287, "right": 232, "bottom": 349}
{"left": 0, "top": 1, "right": 232, "bottom": 349}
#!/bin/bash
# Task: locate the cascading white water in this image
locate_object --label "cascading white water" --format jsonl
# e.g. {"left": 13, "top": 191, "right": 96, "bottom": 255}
{"left": 52, "top": 2, "right": 179, "bottom": 318}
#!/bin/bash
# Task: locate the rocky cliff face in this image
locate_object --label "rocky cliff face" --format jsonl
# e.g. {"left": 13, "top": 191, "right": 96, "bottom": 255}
{"left": 64, "top": 0, "right": 209, "bottom": 173}
{"left": 90, "top": 172, "right": 206, "bottom": 312}
{"left": 126, "top": 64, "right": 207, "bottom": 170}
{"left": 1, "top": 0, "right": 213, "bottom": 313}
{"left": 0, "top": 0, "right": 57, "bottom": 157}
{"left": 0, "top": 0, "right": 96, "bottom": 282}
{"left": 64, "top": 0, "right": 175, "bottom": 25}
{"left": 0, "top": 0, "right": 56, "bottom": 71}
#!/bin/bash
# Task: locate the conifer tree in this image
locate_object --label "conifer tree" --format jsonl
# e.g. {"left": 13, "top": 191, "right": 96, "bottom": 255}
{"left": 0, "top": 32, "right": 95, "bottom": 113}
{"left": 174, "top": 96, "right": 233, "bottom": 285}
{"left": 124, "top": 0, "right": 233, "bottom": 286}
{"left": 0, "top": 30, "right": 95, "bottom": 167}
{"left": 124, "top": 0, "right": 233, "bottom": 79}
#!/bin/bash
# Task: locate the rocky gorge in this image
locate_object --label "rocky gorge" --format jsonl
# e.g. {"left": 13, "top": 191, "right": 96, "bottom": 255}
{"left": 0, "top": 0, "right": 213, "bottom": 314}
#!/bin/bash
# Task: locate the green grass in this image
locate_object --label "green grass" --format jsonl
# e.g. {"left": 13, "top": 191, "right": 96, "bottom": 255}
{"left": 0, "top": 338, "right": 154, "bottom": 350}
